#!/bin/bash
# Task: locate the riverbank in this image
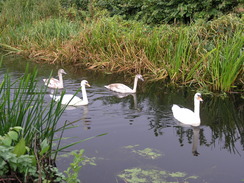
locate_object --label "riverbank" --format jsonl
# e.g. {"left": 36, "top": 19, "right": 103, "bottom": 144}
{"left": 0, "top": 0, "right": 243, "bottom": 92}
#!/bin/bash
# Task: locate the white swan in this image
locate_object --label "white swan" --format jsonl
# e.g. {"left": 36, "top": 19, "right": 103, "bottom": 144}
{"left": 50, "top": 80, "right": 90, "bottom": 106}
{"left": 172, "top": 93, "right": 203, "bottom": 126}
{"left": 104, "top": 74, "right": 144, "bottom": 94}
{"left": 43, "top": 69, "right": 67, "bottom": 89}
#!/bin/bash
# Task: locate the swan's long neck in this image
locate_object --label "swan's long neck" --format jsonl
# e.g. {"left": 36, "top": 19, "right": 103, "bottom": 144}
{"left": 58, "top": 73, "right": 64, "bottom": 88}
{"left": 194, "top": 99, "right": 201, "bottom": 118}
{"left": 81, "top": 85, "right": 88, "bottom": 103}
{"left": 132, "top": 77, "right": 139, "bottom": 93}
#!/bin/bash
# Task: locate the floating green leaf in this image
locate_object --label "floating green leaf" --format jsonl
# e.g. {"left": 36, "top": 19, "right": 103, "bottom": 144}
{"left": 124, "top": 144, "right": 140, "bottom": 149}
{"left": 169, "top": 172, "right": 186, "bottom": 177}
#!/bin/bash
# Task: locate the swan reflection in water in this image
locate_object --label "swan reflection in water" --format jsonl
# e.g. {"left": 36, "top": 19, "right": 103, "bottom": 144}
{"left": 66, "top": 106, "right": 91, "bottom": 130}
{"left": 175, "top": 124, "right": 201, "bottom": 156}
{"left": 192, "top": 126, "right": 200, "bottom": 156}
{"left": 80, "top": 105, "right": 91, "bottom": 130}
{"left": 112, "top": 93, "right": 140, "bottom": 111}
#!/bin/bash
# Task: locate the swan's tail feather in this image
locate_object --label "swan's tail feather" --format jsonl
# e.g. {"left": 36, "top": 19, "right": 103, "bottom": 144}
{"left": 172, "top": 104, "right": 180, "bottom": 110}
{"left": 49, "top": 94, "right": 58, "bottom": 101}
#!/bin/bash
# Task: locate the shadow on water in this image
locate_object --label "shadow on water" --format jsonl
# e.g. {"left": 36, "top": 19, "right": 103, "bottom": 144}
{"left": 201, "top": 94, "right": 244, "bottom": 154}
{"left": 1, "top": 55, "right": 244, "bottom": 182}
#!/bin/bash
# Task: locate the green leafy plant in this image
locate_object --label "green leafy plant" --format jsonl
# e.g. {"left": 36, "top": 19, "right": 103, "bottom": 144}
{"left": 97, "top": 0, "right": 241, "bottom": 24}
{"left": 63, "top": 149, "right": 85, "bottom": 183}
{"left": 0, "top": 126, "right": 37, "bottom": 181}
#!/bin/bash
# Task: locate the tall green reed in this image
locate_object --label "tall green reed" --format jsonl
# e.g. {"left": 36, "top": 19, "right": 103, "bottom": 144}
{"left": 0, "top": 66, "right": 66, "bottom": 151}
{"left": 205, "top": 29, "right": 244, "bottom": 91}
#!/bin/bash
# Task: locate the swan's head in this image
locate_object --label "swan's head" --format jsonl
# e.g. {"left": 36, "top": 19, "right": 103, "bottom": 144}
{"left": 81, "top": 80, "right": 90, "bottom": 87}
{"left": 194, "top": 93, "right": 203, "bottom": 102}
{"left": 58, "top": 69, "right": 67, "bottom": 75}
{"left": 136, "top": 74, "right": 144, "bottom": 81}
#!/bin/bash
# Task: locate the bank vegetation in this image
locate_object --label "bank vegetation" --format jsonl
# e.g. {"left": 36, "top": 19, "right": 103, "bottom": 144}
{"left": 0, "top": 0, "right": 243, "bottom": 92}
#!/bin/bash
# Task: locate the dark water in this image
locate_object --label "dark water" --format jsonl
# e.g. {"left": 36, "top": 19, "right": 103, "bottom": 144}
{"left": 1, "top": 55, "right": 244, "bottom": 183}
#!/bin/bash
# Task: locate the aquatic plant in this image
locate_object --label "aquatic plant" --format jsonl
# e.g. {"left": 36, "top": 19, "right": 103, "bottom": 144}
{"left": 117, "top": 167, "right": 199, "bottom": 183}
{"left": 123, "top": 145, "right": 163, "bottom": 159}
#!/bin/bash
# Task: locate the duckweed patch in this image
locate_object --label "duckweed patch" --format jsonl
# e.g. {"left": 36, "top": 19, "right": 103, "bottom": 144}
{"left": 123, "top": 145, "right": 163, "bottom": 159}
{"left": 117, "top": 168, "right": 199, "bottom": 183}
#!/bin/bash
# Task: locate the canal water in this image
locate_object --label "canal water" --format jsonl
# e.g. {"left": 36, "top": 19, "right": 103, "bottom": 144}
{"left": 1, "top": 55, "right": 243, "bottom": 183}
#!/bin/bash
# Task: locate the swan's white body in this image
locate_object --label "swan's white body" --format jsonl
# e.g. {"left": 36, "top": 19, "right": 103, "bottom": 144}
{"left": 50, "top": 80, "right": 90, "bottom": 106}
{"left": 172, "top": 93, "right": 203, "bottom": 126}
{"left": 104, "top": 74, "right": 144, "bottom": 94}
{"left": 43, "top": 69, "right": 67, "bottom": 89}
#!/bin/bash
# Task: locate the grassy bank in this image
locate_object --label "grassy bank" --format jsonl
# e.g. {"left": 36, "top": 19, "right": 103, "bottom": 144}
{"left": 0, "top": 0, "right": 243, "bottom": 92}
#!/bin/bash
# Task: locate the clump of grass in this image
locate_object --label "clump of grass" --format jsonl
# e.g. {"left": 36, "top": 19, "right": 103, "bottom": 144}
{"left": 204, "top": 28, "right": 243, "bottom": 91}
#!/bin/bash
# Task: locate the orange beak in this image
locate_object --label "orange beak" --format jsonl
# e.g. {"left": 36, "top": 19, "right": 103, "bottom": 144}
{"left": 197, "top": 96, "right": 203, "bottom": 102}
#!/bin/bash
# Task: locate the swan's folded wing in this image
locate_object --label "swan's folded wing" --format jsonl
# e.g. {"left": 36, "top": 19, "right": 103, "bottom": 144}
{"left": 105, "top": 83, "right": 132, "bottom": 93}
{"left": 172, "top": 105, "right": 195, "bottom": 124}
{"left": 44, "top": 78, "right": 61, "bottom": 88}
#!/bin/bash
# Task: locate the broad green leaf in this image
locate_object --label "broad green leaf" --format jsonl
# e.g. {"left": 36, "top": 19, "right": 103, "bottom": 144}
{"left": 13, "top": 138, "right": 26, "bottom": 157}
{"left": 11, "top": 126, "right": 22, "bottom": 132}
{"left": 8, "top": 131, "right": 19, "bottom": 141}
{"left": 40, "top": 138, "right": 50, "bottom": 156}
{"left": 2, "top": 136, "right": 12, "bottom": 146}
